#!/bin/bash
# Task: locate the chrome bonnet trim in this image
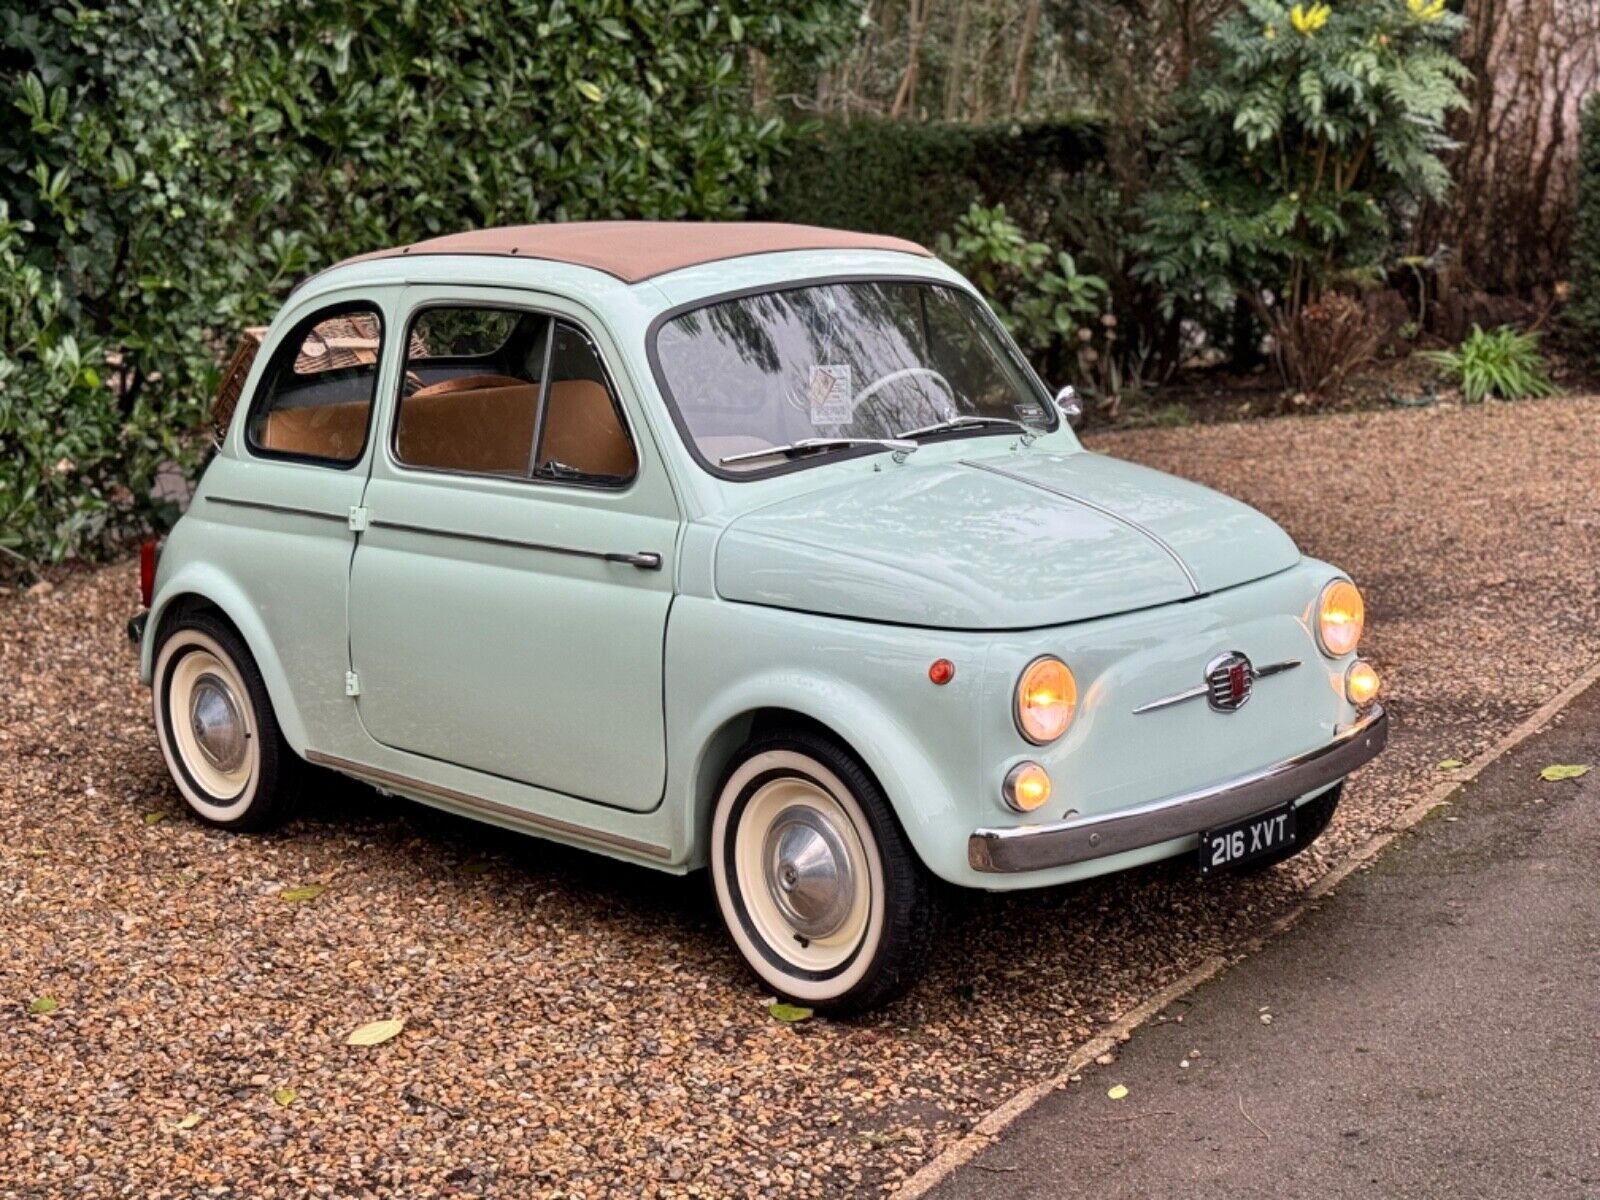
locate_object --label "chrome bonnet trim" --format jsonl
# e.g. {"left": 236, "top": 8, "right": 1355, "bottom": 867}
{"left": 305, "top": 750, "right": 672, "bottom": 860}
{"left": 960, "top": 459, "right": 1202, "bottom": 594}
{"left": 1131, "top": 657, "right": 1302, "bottom": 715}
{"left": 968, "top": 705, "right": 1387, "bottom": 873}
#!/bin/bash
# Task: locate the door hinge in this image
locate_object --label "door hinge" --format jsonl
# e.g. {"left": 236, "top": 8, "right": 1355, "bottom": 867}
{"left": 344, "top": 670, "right": 361, "bottom": 697}
{"left": 347, "top": 505, "right": 369, "bottom": 532}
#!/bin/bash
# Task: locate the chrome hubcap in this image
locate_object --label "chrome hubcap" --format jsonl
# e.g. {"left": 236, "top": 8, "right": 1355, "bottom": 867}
{"left": 763, "top": 805, "right": 855, "bottom": 939}
{"left": 188, "top": 673, "right": 247, "bottom": 773}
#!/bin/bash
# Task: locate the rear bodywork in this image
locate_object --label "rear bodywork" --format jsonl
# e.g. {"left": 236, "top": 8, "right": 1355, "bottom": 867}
{"left": 139, "top": 241, "right": 1383, "bottom": 891}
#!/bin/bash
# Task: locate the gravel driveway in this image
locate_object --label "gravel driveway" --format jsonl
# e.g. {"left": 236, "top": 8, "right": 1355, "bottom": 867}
{"left": 4, "top": 396, "right": 1597, "bottom": 1198}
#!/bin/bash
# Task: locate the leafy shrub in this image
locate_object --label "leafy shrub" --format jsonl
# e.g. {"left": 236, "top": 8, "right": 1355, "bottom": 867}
{"left": 0, "top": 204, "right": 159, "bottom": 564}
{"left": 1422, "top": 326, "right": 1560, "bottom": 403}
{"left": 936, "top": 202, "right": 1110, "bottom": 387}
{"left": 1132, "top": 0, "right": 1470, "bottom": 385}
{"left": 1567, "top": 93, "right": 1600, "bottom": 364}
{"left": 0, "top": 0, "right": 857, "bottom": 570}
{"left": 1271, "top": 293, "right": 1381, "bottom": 394}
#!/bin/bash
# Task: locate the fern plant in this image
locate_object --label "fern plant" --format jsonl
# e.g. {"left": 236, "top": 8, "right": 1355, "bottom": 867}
{"left": 1422, "top": 326, "right": 1560, "bottom": 403}
{"left": 1132, "top": 0, "right": 1470, "bottom": 381}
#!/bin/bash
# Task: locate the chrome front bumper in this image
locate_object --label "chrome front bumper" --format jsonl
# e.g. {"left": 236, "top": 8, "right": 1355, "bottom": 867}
{"left": 968, "top": 705, "right": 1389, "bottom": 873}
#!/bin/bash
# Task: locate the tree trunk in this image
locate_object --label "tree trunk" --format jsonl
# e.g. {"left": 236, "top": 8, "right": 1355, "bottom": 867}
{"left": 890, "top": 0, "right": 934, "bottom": 119}
{"left": 944, "top": 0, "right": 970, "bottom": 118}
{"left": 1417, "top": 0, "right": 1600, "bottom": 297}
{"left": 1009, "top": 0, "right": 1042, "bottom": 113}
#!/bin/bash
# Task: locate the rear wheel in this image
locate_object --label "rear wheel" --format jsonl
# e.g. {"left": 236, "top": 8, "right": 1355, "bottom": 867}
{"left": 709, "top": 731, "right": 937, "bottom": 1014}
{"left": 1230, "top": 783, "right": 1343, "bottom": 874}
{"left": 152, "top": 612, "right": 302, "bottom": 831}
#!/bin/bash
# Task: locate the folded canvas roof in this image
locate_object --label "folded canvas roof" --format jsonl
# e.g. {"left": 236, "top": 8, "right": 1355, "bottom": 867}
{"left": 328, "top": 221, "right": 933, "bottom": 285}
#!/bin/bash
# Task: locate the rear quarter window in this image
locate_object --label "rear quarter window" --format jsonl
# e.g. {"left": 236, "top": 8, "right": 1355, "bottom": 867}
{"left": 247, "top": 304, "right": 385, "bottom": 466}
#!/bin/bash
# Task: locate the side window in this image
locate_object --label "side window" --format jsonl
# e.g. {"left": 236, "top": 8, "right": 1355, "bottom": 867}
{"left": 247, "top": 305, "right": 383, "bottom": 466}
{"left": 393, "top": 307, "right": 550, "bottom": 476}
{"left": 534, "top": 322, "right": 637, "bottom": 483}
{"left": 392, "top": 307, "right": 636, "bottom": 485}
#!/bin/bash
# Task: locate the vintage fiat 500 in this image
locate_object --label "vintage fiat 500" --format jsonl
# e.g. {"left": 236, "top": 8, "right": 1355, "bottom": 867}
{"left": 133, "top": 222, "right": 1386, "bottom": 1012}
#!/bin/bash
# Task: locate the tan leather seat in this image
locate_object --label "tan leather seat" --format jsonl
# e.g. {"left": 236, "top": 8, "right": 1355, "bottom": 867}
{"left": 395, "top": 383, "right": 543, "bottom": 474}
{"left": 260, "top": 401, "right": 370, "bottom": 461}
{"left": 537, "top": 380, "right": 635, "bottom": 478}
{"left": 261, "top": 379, "right": 632, "bottom": 479}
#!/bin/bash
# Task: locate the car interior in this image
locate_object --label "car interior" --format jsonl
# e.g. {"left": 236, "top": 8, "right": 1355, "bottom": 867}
{"left": 252, "top": 306, "right": 636, "bottom": 482}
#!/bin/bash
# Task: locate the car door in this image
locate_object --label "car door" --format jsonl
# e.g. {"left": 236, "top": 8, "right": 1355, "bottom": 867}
{"left": 200, "top": 290, "right": 398, "bottom": 755}
{"left": 346, "top": 286, "right": 678, "bottom": 812}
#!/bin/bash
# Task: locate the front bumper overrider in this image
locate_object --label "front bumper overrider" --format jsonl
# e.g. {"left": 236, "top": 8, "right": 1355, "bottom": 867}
{"left": 968, "top": 705, "right": 1388, "bottom": 873}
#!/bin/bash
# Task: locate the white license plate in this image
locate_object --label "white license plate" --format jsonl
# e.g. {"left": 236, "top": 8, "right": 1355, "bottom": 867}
{"left": 1198, "top": 803, "right": 1297, "bottom": 872}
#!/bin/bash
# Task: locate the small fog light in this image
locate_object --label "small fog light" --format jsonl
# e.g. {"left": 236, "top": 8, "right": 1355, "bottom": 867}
{"left": 1345, "top": 659, "right": 1380, "bottom": 706}
{"left": 1002, "top": 761, "right": 1052, "bottom": 813}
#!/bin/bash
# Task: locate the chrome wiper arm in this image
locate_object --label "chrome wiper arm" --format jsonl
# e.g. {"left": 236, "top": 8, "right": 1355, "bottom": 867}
{"left": 719, "top": 437, "right": 918, "bottom": 465}
{"left": 895, "top": 415, "right": 1031, "bottom": 440}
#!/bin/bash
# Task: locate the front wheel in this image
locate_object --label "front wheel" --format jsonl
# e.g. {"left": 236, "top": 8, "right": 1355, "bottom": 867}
{"left": 709, "top": 732, "right": 937, "bottom": 1014}
{"left": 152, "top": 612, "right": 302, "bottom": 831}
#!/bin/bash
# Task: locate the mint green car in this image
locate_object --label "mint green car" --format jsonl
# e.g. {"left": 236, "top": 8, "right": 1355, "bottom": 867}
{"left": 134, "top": 222, "right": 1386, "bottom": 1012}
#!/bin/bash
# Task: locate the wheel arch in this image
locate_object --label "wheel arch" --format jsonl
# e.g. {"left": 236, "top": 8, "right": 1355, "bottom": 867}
{"left": 143, "top": 566, "right": 310, "bottom": 753}
{"left": 675, "top": 681, "right": 964, "bottom": 880}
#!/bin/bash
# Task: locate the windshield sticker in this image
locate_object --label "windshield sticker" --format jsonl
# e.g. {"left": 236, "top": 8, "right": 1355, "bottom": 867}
{"left": 1014, "top": 401, "right": 1045, "bottom": 422}
{"left": 807, "top": 365, "right": 854, "bottom": 425}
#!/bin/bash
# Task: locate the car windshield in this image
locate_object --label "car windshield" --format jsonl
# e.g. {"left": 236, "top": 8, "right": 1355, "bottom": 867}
{"left": 651, "top": 280, "right": 1056, "bottom": 475}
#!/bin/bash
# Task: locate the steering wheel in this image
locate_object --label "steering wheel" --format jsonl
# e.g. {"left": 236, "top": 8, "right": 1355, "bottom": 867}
{"left": 853, "top": 366, "right": 956, "bottom": 413}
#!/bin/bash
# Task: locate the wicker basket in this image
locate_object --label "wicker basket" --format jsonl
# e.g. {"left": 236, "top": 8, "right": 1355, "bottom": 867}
{"left": 211, "top": 326, "right": 269, "bottom": 440}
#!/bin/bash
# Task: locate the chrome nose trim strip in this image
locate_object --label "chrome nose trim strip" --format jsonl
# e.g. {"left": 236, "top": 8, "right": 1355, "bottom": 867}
{"left": 1132, "top": 658, "right": 1302, "bottom": 715}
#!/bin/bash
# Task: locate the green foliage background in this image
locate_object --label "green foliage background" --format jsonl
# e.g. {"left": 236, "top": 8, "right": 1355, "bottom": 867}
{"left": 1569, "top": 94, "right": 1600, "bottom": 365}
{"left": 0, "top": 0, "right": 855, "bottom": 567}
{"left": 757, "top": 118, "right": 1108, "bottom": 248}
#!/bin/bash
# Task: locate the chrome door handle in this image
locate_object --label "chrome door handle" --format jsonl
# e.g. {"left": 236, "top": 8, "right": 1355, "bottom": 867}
{"left": 604, "top": 551, "right": 662, "bottom": 570}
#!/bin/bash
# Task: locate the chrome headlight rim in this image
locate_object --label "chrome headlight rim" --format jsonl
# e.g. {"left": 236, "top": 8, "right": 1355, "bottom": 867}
{"left": 1014, "top": 654, "right": 1077, "bottom": 746}
{"left": 1315, "top": 578, "right": 1365, "bottom": 659}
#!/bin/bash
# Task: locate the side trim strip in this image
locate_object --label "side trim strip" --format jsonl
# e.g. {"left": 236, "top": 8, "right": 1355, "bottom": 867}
{"left": 207, "top": 495, "right": 346, "bottom": 523}
{"left": 367, "top": 518, "right": 661, "bottom": 569}
{"left": 304, "top": 750, "right": 672, "bottom": 860}
{"left": 961, "top": 459, "right": 1203, "bottom": 594}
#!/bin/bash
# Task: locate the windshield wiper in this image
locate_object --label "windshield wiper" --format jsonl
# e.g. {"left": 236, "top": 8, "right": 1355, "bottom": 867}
{"left": 895, "top": 415, "right": 1033, "bottom": 440}
{"left": 719, "top": 437, "right": 918, "bottom": 466}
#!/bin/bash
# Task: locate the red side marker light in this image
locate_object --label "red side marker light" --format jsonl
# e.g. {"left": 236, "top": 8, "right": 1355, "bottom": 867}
{"left": 139, "top": 540, "right": 158, "bottom": 608}
{"left": 928, "top": 658, "right": 955, "bottom": 686}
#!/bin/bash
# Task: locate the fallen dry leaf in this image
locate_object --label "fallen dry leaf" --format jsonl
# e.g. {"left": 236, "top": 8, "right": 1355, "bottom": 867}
{"left": 768, "top": 1002, "right": 813, "bottom": 1023}
{"left": 278, "top": 885, "right": 325, "bottom": 904}
{"left": 1436, "top": 759, "right": 1464, "bottom": 771}
{"left": 1107, "top": 1084, "right": 1129, "bottom": 1101}
{"left": 1539, "top": 764, "right": 1590, "bottom": 782}
{"left": 346, "top": 1018, "right": 406, "bottom": 1047}
{"left": 27, "top": 995, "right": 59, "bottom": 1015}
{"left": 176, "top": 1113, "right": 202, "bottom": 1131}
{"left": 272, "top": 1087, "right": 297, "bottom": 1107}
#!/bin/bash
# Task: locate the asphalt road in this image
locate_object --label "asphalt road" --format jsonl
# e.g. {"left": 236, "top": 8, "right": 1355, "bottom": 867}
{"left": 932, "top": 682, "right": 1600, "bottom": 1200}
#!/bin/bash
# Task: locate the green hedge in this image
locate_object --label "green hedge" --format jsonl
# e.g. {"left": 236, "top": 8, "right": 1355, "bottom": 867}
{"left": 0, "top": 0, "right": 855, "bottom": 569}
{"left": 760, "top": 118, "right": 1110, "bottom": 249}
{"left": 1568, "top": 93, "right": 1600, "bottom": 365}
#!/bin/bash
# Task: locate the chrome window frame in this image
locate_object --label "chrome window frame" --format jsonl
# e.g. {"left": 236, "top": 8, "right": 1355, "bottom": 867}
{"left": 384, "top": 298, "right": 641, "bottom": 494}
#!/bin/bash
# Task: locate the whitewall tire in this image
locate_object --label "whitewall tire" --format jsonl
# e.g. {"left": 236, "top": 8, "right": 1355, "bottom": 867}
{"left": 153, "top": 612, "right": 301, "bottom": 830}
{"left": 710, "top": 731, "right": 937, "bottom": 1013}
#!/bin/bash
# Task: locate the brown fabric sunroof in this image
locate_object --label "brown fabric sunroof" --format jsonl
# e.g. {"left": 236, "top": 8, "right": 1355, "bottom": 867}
{"left": 333, "top": 221, "right": 933, "bottom": 284}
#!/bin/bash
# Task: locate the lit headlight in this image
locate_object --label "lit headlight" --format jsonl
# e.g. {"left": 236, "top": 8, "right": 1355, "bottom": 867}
{"left": 1015, "top": 656, "right": 1077, "bottom": 744}
{"left": 1316, "top": 580, "right": 1365, "bottom": 658}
